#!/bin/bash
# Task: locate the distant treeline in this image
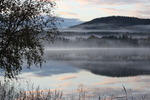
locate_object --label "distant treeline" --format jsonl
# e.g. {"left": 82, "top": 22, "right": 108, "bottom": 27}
{"left": 53, "top": 35, "right": 150, "bottom": 47}
{"left": 61, "top": 31, "right": 150, "bottom": 36}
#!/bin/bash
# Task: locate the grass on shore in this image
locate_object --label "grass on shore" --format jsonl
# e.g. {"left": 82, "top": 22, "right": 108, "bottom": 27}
{"left": 0, "top": 81, "right": 149, "bottom": 100}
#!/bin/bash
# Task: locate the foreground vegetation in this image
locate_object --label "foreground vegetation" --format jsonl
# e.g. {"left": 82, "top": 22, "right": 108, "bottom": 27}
{"left": 0, "top": 81, "right": 63, "bottom": 100}
{"left": 0, "top": 81, "right": 149, "bottom": 100}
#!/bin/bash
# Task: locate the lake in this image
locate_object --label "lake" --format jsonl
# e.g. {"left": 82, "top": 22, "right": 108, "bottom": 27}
{"left": 10, "top": 48, "right": 150, "bottom": 99}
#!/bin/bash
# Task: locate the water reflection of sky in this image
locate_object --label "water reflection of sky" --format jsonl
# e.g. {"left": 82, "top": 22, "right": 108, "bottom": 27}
{"left": 21, "top": 61, "right": 79, "bottom": 77}
{"left": 5, "top": 48, "right": 150, "bottom": 97}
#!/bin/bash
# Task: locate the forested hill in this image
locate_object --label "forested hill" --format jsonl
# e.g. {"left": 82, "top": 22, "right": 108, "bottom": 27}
{"left": 68, "top": 16, "right": 150, "bottom": 31}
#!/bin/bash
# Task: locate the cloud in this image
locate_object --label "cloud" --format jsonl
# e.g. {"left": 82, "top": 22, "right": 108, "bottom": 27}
{"left": 56, "top": 0, "right": 150, "bottom": 21}
{"left": 59, "top": 11, "right": 78, "bottom": 17}
{"left": 131, "top": 4, "right": 150, "bottom": 18}
{"left": 56, "top": 75, "right": 77, "bottom": 80}
{"left": 91, "top": 2, "right": 149, "bottom": 19}
{"left": 135, "top": 11, "right": 150, "bottom": 18}
{"left": 73, "top": 0, "right": 148, "bottom": 6}
{"left": 74, "top": 0, "right": 92, "bottom": 4}
{"left": 20, "top": 61, "right": 79, "bottom": 77}
{"left": 97, "top": 7, "right": 123, "bottom": 15}
{"left": 51, "top": 82, "right": 74, "bottom": 88}
{"left": 94, "top": 79, "right": 118, "bottom": 85}
{"left": 60, "top": 82, "right": 73, "bottom": 87}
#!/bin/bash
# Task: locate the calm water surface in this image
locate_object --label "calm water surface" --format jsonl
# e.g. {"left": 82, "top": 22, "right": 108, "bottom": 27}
{"left": 12, "top": 48, "right": 150, "bottom": 98}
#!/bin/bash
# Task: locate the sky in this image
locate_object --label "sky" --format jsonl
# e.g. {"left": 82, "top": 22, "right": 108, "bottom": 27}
{"left": 56, "top": 0, "right": 150, "bottom": 21}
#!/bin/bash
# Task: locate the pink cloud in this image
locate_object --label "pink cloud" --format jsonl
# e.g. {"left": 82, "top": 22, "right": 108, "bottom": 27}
{"left": 75, "top": 0, "right": 90, "bottom": 4}
{"left": 74, "top": 0, "right": 147, "bottom": 5}
{"left": 56, "top": 75, "right": 77, "bottom": 80}
{"left": 59, "top": 11, "right": 78, "bottom": 17}
{"left": 61, "top": 82, "right": 73, "bottom": 87}
{"left": 52, "top": 82, "right": 74, "bottom": 87}
{"left": 97, "top": 7, "right": 123, "bottom": 14}
{"left": 94, "top": 80, "right": 118, "bottom": 85}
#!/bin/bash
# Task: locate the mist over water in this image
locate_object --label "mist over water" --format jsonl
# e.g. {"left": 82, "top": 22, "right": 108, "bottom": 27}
{"left": 44, "top": 47, "right": 150, "bottom": 77}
